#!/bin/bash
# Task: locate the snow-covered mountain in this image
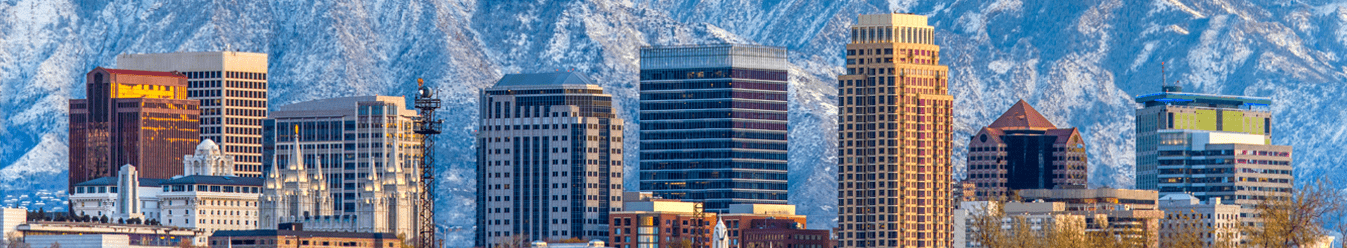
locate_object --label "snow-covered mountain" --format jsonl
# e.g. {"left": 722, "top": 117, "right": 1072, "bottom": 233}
{"left": 3, "top": 0, "right": 1346, "bottom": 245}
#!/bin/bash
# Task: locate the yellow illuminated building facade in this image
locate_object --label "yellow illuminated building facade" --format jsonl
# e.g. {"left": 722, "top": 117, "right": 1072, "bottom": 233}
{"left": 836, "top": 13, "right": 953, "bottom": 248}
{"left": 69, "top": 68, "right": 200, "bottom": 191}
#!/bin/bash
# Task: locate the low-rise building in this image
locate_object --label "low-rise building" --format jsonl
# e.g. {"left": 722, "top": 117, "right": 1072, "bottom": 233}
{"left": 608, "top": 196, "right": 807, "bottom": 248}
{"left": 208, "top": 226, "right": 404, "bottom": 248}
{"left": 953, "top": 201, "right": 1087, "bottom": 248}
{"left": 67, "top": 140, "right": 263, "bottom": 245}
{"left": 1157, "top": 194, "right": 1241, "bottom": 247}
{"left": 18, "top": 221, "right": 202, "bottom": 247}
{"left": 739, "top": 219, "right": 832, "bottom": 248}
{"left": 1016, "top": 188, "right": 1163, "bottom": 247}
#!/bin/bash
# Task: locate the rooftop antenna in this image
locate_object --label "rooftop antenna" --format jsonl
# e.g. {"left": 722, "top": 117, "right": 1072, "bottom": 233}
{"left": 1162, "top": 61, "right": 1166, "bottom": 89}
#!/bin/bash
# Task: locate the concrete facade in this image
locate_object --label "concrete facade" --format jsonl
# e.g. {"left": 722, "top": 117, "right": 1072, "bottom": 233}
{"left": 1157, "top": 194, "right": 1241, "bottom": 247}
{"left": 476, "top": 72, "right": 624, "bottom": 246}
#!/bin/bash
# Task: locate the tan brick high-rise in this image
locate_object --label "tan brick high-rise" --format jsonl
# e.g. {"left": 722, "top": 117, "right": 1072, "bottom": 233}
{"left": 836, "top": 14, "right": 952, "bottom": 248}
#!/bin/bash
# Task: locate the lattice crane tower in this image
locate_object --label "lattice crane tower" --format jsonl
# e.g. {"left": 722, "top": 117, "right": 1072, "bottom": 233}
{"left": 413, "top": 78, "right": 444, "bottom": 248}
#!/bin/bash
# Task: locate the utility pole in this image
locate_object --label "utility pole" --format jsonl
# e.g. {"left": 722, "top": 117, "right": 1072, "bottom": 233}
{"left": 413, "top": 78, "right": 443, "bottom": 248}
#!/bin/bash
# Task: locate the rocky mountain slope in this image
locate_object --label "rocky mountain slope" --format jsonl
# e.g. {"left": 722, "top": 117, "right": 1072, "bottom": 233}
{"left": 3, "top": 0, "right": 1346, "bottom": 245}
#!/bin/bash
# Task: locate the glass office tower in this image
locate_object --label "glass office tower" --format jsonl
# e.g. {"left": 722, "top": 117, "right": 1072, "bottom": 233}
{"left": 638, "top": 44, "right": 790, "bottom": 211}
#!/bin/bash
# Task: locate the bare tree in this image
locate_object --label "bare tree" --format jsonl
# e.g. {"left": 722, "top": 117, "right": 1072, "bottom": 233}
{"left": 5, "top": 231, "right": 29, "bottom": 248}
{"left": 1242, "top": 179, "right": 1344, "bottom": 247}
{"left": 494, "top": 234, "right": 530, "bottom": 248}
{"left": 669, "top": 238, "right": 693, "bottom": 248}
{"left": 967, "top": 201, "right": 1010, "bottom": 248}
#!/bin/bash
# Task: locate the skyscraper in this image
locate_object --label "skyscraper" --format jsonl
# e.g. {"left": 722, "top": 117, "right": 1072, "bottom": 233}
{"left": 117, "top": 51, "right": 269, "bottom": 177}
{"left": 69, "top": 67, "right": 199, "bottom": 190}
{"left": 476, "top": 72, "right": 624, "bottom": 246}
{"left": 258, "top": 96, "right": 422, "bottom": 238}
{"left": 966, "top": 100, "right": 1087, "bottom": 200}
{"left": 638, "top": 44, "right": 789, "bottom": 211}
{"left": 836, "top": 14, "right": 953, "bottom": 248}
{"left": 1134, "top": 86, "right": 1289, "bottom": 220}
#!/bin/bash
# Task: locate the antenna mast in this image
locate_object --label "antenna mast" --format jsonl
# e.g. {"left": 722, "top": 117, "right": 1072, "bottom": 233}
{"left": 413, "top": 78, "right": 444, "bottom": 248}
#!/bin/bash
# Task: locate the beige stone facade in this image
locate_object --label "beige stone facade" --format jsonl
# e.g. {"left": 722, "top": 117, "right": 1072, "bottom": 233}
{"left": 836, "top": 13, "right": 953, "bottom": 248}
{"left": 476, "top": 72, "right": 624, "bottom": 247}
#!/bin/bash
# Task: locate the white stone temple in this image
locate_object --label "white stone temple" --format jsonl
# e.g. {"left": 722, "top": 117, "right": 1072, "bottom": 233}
{"left": 259, "top": 96, "right": 422, "bottom": 239}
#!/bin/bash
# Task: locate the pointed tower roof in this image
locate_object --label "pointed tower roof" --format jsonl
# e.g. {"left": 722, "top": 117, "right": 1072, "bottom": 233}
{"left": 988, "top": 100, "right": 1057, "bottom": 130}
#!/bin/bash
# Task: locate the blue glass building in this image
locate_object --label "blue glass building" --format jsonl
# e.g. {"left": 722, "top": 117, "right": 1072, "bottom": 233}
{"left": 638, "top": 44, "right": 790, "bottom": 211}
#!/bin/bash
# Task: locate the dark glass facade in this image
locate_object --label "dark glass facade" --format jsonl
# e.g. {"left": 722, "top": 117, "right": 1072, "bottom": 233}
{"left": 69, "top": 68, "right": 199, "bottom": 191}
{"left": 639, "top": 45, "right": 789, "bottom": 211}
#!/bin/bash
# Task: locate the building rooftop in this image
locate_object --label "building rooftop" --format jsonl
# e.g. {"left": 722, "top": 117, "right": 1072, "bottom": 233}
{"left": 97, "top": 67, "right": 186, "bottom": 78}
{"left": 854, "top": 13, "right": 931, "bottom": 27}
{"left": 1134, "top": 87, "right": 1272, "bottom": 106}
{"left": 492, "top": 72, "right": 597, "bottom": 88}
{"left": 271, "top": 96, "right": 415, "bottom": 118}
{"left": 211, "top": 229, "right": 399, "bottom": 239}
{"left": 988, "top": 100, "right": 1057, "bottom": 130}
{"left": 161, "top": 175, "right": 263, "bottom": 186}
{"left": 74, "top": 177, "right": 166, "bottom": 187}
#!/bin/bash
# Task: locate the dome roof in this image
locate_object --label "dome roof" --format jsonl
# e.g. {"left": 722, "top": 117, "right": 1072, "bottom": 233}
{"left": 197, "top": 139, "right": 219, "bottom": 151}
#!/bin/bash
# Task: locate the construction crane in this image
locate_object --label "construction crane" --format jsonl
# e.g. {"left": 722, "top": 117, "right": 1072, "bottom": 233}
{"left": 413, "top": 78, "right": 444, "bottom": 248}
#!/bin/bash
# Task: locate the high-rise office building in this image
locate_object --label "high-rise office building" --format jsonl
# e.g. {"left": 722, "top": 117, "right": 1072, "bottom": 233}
{"left": 69, "top": 67, "right": 200, "bottom": 190}
{"left": 1133, "top": 86, "right": 1289, "bottom": 219}
{"left": 476, "top": 72, "right": 624, "bottom": 246}
{"left": 638, "top": 44, "right": 789, "bottom": 211}
{"left": 117, "top": 51, "right": 269, "bottom": 177}
{"left": 836, "top": 13, "right": 953, "bottom": 248}
{"left": 259, "top": 96, "right": 422, "bottom": 239}
{"left": 966, "top": 100, "right": 1087, "bottom": 200}
{"left": 1134, "top": 85, "right": 1272, "bottom": 189}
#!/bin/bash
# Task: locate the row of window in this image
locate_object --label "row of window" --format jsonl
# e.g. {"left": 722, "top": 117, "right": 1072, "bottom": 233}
{"left": 642, "top": 131, "right": 785, "bottom": 141}
{"left": 642, "top": 181, "right": 787, "bottom": 190}
{"left": 640, "top": 161, "right": 787, "bottom": 171}
{"left": 641, "top": 91, "right": 786, "bottom": 101}
{"left": 651, "top": 191, "right": 787, "bottom": 200}
{"left": 639, "top": 68, "right": 787, "bottom": 81}
{"left": 642, "top": 120, "right": 785, "bottom": 131}
{"left": 639, "top": 151, "right": 786, "bottom": 160}
{"left": 481, "top": 123, "right": 623, "bottom": 132}
{"left": 640, "top": 171, "right": 786, "bottom": 181}
{"left": 225, "top": 80, "right": 266, "bottom": 90}
{"left": 1158, "top": 158, "right": 1290, "bottom": 166}
{"left": 641, "top": 141, "right": 786, "bottom": 151}
{"left": 640, "top": 100, "right": 786, "bottom": 112}
{"left": 485, "top": 88, "right": 605, "bottom": 96}
{"left": 640, "top": 81, "right": 786, "bottom": 91}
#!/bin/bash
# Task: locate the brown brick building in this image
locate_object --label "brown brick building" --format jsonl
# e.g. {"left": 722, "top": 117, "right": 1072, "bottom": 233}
{"left": 740, "top": 219, "right": 833, "bottom": 248}
{"left": 966, "top": 100, "right": 1087, "bottom": 200}
{"left": 608, "top": 199, "right": 806, "bottom": 248}
{"left": 208, "top": 229, "right": 403, "bottom": 248}
{"left": 69, "top": 67, "right": 199, "bottom": 190}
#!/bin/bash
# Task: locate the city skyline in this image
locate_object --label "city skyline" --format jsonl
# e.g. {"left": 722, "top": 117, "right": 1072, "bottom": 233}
{"left": 3, "top": 1, "right": 1346, "bottom": 247}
